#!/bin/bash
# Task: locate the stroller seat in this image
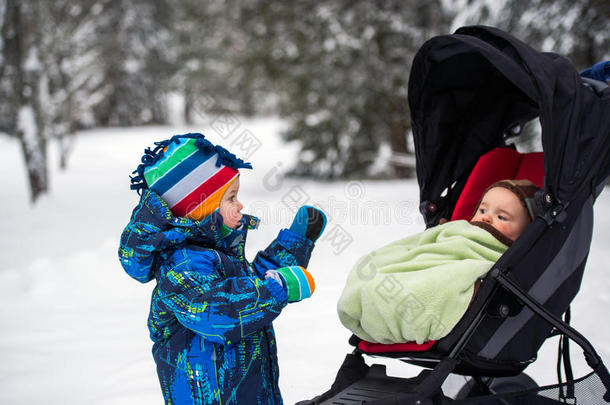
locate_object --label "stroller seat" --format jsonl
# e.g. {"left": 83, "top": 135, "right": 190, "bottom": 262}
{"left": 356, "top": 147, "right": 543, "bottom": 357}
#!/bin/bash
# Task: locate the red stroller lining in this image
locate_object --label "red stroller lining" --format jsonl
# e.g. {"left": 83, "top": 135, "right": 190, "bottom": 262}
{"left": 451, "top": 147, "right": 544, "bottom": 221}
{"left": 357, "top": 339, "right": 437, "bottom": 353}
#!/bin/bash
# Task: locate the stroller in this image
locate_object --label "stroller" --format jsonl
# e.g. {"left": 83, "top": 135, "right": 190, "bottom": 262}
{"left": 298, "top": 26, "right": 610, "bottom": 404}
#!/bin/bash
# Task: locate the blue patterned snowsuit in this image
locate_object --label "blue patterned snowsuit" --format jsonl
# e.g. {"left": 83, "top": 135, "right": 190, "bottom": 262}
{"left": 118, "top": 190, "right": 314, "bottom": 404}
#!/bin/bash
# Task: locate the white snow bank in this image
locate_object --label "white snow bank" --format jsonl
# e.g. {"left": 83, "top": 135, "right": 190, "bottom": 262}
{"left": 0, "top": 119, "right": 608, "bottom": 404}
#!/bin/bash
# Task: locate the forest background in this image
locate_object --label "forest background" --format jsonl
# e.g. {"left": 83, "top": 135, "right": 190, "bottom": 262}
{"left": 1, "top": 0, "right": 608, "bottom": 202}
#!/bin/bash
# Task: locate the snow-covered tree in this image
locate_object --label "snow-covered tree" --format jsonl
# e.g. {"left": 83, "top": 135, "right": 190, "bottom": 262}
{"left": 34, "top": 0, "right": 108, "bottom": 169}
{"left": 1, "top": 0, "right": 48, "bottom": 202}
{"left": 92, "top": 0, "right": 173, "bottom": 126}
{"left": 450, "top": 0, "right": 609, "bottom": 70}
{"left": 171, "top": 0, "right": 279, "bottom": 123}
{"left": 1, "top": 0, "right": 175, "bottom": 201}
{"left": 2, "top": 0, "right": 608, "bottom": 200}
{"left": 254, "top": 0, "right": 607, "bottom": 178}
{"left": 238, "top": 0, "right": 449, "bottom": 179}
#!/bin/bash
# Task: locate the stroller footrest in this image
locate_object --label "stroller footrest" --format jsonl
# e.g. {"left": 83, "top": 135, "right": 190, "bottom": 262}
{"left": 314, "top": 364, "right": 442, "bottom": 405}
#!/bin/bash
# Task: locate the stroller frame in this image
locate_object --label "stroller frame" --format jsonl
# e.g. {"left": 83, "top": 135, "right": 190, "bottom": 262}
{"left": 298, "top": 26, "right": 610, "bottom": 405}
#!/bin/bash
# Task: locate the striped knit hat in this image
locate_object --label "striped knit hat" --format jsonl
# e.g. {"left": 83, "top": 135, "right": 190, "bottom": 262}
{"left": 130, "top": 133, "right": 252, "bottom": 220}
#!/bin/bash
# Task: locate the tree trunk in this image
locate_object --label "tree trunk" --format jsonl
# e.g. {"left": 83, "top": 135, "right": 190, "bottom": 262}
{"left": 58, "top": 132, "right": 75, "bottom": 171}
{"left": 183, "top": 79, "right": 194, "bottom": 124}
{"left": 18, "top": 105, "right": 48, "bottom": 202}
{"left": 5, "top": 0, "right": 48, "bottom": 203}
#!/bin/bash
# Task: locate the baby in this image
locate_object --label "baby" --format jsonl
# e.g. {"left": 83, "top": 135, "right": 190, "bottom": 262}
{"left": 337, "top": 179, "right": 540, "bottom": 345}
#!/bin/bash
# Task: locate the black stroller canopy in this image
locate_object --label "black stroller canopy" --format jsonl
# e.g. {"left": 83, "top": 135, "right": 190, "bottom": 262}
{"left": 409, "top": 25, "right": 610, "bottom": 219}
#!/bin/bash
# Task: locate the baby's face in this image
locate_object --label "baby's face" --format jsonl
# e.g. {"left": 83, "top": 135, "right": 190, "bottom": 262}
{"left": 471, "top": 186, "right": 530, "bottom": 241}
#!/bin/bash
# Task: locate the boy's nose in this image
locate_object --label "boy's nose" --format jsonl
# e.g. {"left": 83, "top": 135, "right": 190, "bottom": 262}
{"left": 481, "top": 214, "right": 492, "bottom": 224}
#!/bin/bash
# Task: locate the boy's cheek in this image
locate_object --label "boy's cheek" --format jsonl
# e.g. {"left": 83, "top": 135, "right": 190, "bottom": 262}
{"left": 231, "top": 210, "right": 243, "bottom": 223}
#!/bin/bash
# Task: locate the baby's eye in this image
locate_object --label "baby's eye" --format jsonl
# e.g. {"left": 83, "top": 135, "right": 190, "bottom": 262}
{"left": 498, "top": 215, "right": 507, "bottom": 221}
{"left": 479, "top": 208, "right": 487, "bottom": 214}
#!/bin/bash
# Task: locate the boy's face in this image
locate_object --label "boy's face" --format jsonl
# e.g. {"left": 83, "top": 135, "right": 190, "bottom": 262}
{"left": 219, "top": 177, "right": 243, "bottom": 229}
{"left": 471, "top": 186, "right": 530, "bottom": 241}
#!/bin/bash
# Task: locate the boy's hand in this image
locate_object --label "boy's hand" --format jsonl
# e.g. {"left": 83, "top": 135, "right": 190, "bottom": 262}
{"left": 289, "top": 206, "right": 327, "bottom": 242}
{"left": 265, "top": 266, "right": 315, "bottom": 303}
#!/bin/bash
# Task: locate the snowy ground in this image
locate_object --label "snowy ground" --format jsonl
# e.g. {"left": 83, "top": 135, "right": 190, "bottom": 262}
{"left": 0, "top": 118, "right": 608, "bottom": 404}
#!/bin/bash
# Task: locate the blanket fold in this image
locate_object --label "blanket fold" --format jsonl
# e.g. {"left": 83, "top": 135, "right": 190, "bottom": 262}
{"left": 337, "top": 220, "right": 508, "bottom": 344}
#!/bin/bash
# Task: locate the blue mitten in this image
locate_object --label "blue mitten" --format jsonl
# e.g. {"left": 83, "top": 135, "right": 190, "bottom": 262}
{"left": 289, "top": 206, "right": 327, "bottom": 242}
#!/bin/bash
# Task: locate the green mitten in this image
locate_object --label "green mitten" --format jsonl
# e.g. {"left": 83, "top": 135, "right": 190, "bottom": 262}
{"left": 265, "top": 266, "right": 315, "bottom": 303}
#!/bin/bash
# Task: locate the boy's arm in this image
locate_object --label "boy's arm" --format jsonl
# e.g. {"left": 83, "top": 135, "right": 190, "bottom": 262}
{"left": 251, "top": 206, "right": 326, "bottom": 277}
{"left": 158, "top": 248, "right": 288, "bottom": 345}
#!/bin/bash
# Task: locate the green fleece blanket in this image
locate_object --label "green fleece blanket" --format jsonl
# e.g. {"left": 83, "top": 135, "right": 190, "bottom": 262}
{"left": 337, "top": 220, "right": 508, "bottom": 344}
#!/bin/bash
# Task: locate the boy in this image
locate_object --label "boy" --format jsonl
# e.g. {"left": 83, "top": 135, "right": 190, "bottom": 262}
{"left": 118, "top": 133, "right": 326, "bottom": 405}
{"left": 337, "top": 179, "right": 539, "bottom": 345}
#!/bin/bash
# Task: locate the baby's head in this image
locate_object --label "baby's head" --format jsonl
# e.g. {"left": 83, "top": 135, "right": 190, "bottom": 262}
{"left": 470, "top": 179, "right": 540, "bottom": 241}
{"left": 133, "top": 134, "right": 251, "bottom": 229}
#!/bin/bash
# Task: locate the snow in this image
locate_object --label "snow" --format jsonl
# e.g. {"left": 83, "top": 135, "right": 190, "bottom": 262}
{"left": 0, "top": 118, "right": 609, "bottom": 404}
{"left": 17, "top": 104, "right": 37, "bottom": 141}
{"left": 24, "top": 45, "right": 41, "bottom": 71}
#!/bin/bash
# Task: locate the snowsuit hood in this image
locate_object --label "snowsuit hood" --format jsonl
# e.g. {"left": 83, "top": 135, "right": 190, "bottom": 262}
{"left": 118, "top": 189, "right": 259, "bottom": 284}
